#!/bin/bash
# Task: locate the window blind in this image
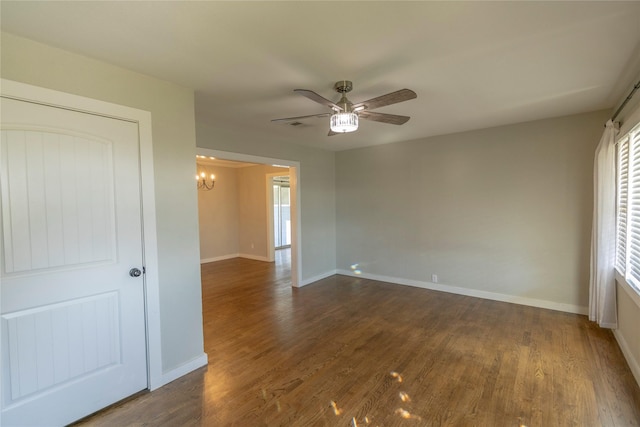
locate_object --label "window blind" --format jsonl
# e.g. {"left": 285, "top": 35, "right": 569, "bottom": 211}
{"left": 617, "top": 122, "right": 640, "bottom": 292}
{"left": 616, "top": 137, "right": 629, "bottom": 273}
{"left": 628, "top": 128, "right": 640, "bottom": 284}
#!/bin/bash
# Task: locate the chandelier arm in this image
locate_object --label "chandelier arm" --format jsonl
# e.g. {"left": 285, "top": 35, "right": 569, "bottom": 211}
{"left": 196, "top": 174, "right": 216, "bottom": 191}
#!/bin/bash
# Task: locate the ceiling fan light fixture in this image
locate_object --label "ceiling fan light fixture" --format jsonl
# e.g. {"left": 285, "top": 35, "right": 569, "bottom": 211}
{"left": 273, "top": 82, "right": 416, "bottom": 136}
{"left": 330, "top": 112, "right": 358, "bottom": 133}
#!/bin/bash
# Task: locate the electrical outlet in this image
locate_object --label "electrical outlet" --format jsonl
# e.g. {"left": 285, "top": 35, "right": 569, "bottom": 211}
{"left": 431, "top": 274, "right": 438, "bottom": 283}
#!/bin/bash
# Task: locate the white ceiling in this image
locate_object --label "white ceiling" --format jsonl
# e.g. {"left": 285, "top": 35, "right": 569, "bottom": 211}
{"left": 2, "top": 1, "right": 640, "bottom": 151}
{"left": 196, "top": 156, "right": 259, "bottom": 169}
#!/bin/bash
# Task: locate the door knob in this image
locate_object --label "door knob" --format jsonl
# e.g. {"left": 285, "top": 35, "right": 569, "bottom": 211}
{"left": 129, "top": 268, "right": 142, "bottom": 277}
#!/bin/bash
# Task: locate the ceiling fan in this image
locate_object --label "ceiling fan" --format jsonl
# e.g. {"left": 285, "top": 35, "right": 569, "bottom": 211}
{"left": 272, "top": 81, "right": 417, "bottom": 136}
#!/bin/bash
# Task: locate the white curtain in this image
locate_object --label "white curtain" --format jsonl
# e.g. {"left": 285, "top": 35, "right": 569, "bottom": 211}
{"left": 589, "top": 120, "right": 619, "bottom": 328}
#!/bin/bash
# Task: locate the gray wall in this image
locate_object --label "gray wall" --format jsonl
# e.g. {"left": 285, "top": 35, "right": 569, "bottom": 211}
{"left": 336, "top": 110, "right": 609, "bottom": 309}
{"left": 1, "top": 33, "right": 205, "bottom": 373}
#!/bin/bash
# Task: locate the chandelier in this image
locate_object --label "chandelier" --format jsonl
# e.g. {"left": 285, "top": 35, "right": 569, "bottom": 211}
{"left": 196, "top": 171, "right": 215, "bottom": 191}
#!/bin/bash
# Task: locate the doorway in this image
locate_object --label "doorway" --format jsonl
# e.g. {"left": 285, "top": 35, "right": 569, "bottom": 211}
{"left": 273, "top": 176, "right": 291, "bottom": 250}
{"left": 195, "top": 148, "right": 301, "bottom": 287}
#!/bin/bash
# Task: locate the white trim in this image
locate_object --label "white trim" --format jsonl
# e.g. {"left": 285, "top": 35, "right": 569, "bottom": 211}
{"left": 195, "top": 148, "right": 302, "bottom": 287}
{"left": 266, "top": 171, "right": 294, "bottom": 264}
{"left": 266, "top": 174, "right": 277, "bottom": 263}
{"left": 300, "top": 270, "right": 338, "bottom": 287}
{"left": 289, "top": 165, "right": 301, "bottom": 288}
{"left": 613, "top": 329, "right": 640, "bottom": 389}
{"left": 200, "top": 254, "right": 239, "bottom": 264}
{"left": 151, "top": 353, "right": 208, "bottom": 391}
{"left": 238, "top": 253, "right": 271, "bottom": 262}
{"left": 266, "top": 172, "right": 289, "bottom": 263}
{"left": 0, "top": 79, "right": 163, "bottom": 399}
{"left": 336, "top": 270, "right": 588, "bottom": 315}
{"left": 137, "top": 110, "right": 162, "bottom": 395}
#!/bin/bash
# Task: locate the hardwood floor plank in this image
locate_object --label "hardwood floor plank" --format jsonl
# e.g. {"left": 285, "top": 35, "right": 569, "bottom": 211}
{"left": 75, "top": 253, "right": 640, "bottom": 426}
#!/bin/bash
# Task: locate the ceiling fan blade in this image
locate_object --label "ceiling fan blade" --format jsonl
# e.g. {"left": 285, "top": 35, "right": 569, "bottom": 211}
{"left": 353, "top": 89, "right": 417, "bottom": 111}
{"left": 294, "top": 89, "right": 342, "bottom": 111}
{"left": 358, "top": 111, "right": 410, "bottom": 125}
{"left": 271, "top": 112, "right": 331, "bottom": 123}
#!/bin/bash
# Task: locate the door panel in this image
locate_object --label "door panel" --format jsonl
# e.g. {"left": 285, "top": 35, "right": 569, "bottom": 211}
{"left": 1, "top": 97, "right": 147, "bottom": 426}
{"left": 5, "top": 292, "right": 120, "bottom": 401}
{"left": 1, "top": 129, "right": 115, "bottom": 274}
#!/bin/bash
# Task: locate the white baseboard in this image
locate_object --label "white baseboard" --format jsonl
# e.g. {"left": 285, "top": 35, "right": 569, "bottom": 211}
{"left": 298, "top": 270, "right": 337, "bottom": 287}
{"left": 336, "top": 269, "right": 588, "bottom": 315}
{"left": 200, "top": 253, "right": 239, "bottom": 264}
{"left": 239, "top": 253, "right": 271, "bottom": 262}
{"left": 151, "top": 353, "right": 208, "bottom": 391}
{"left": 613, "top": 329, "right": 640, "bottom": 389}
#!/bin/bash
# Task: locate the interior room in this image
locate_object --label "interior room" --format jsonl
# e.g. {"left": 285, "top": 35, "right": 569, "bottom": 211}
{"left": 195, "top": 155, "right": 292, "bottom": 266}
{"left": 1, "top": 1, "right": 640, "bottom": 425}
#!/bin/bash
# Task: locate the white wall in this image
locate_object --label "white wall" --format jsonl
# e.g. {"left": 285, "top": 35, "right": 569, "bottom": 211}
{"left": 336, "top": 110, "right": 609, "bottom": 312}
{"left": 197, "top": 164, "right": 239, "bottom": 261}
{"left": 237, "top": 165, "right": 288, "bottom": 259}
{"left": 195, "top": 120, "right": 337, "bottom": 283}
{"left": 616, "top": 284, "right": 640, "bottom": 385}
{"left": 237, "top": 166, "right": 265, "bottom": 258}
{"left": 1, "top": 33, "right": 205, "bottom": 374}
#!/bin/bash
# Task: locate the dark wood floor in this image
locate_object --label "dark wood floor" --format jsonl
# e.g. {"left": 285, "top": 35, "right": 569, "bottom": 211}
{"left": 78, "top": 251, "right": 640, "bottom": 426}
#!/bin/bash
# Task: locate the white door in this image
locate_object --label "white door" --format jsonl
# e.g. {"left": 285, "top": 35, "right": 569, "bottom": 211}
{"left": 0, "top": 97, "right": 147, "bottom": 426}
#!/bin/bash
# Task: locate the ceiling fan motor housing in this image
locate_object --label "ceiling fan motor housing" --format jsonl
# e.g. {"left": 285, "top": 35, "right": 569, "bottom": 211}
{"left": 334, "top": 81, "right": 354, "bottom": 112}
{"left": 334, "top": 80, "right": 353, "bottom": 94}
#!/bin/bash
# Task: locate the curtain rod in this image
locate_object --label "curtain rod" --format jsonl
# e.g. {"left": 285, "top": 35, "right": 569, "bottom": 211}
{"left": 611, "top": 79, "right": 640, "bottom": 123}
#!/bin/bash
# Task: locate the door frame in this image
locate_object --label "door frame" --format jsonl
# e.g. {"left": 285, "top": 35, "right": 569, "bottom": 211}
{"left": 266, "top": 172, "right": 291, "bottom": 260}
{"left": 196, "top": 148, "right": 302, "bottom": 287}
{"left": 0, "top": 80, "right": 163, "bottom": 397}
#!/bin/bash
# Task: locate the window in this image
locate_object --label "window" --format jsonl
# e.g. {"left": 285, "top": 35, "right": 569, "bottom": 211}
{"left": 616, "top": 122, "right": 640, "bottom": 293}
